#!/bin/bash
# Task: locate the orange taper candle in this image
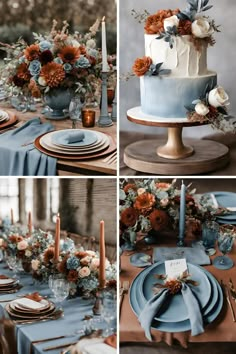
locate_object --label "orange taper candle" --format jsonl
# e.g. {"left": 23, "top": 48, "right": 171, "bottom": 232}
{"left": 99, "top": 220, "right": 106, "bottom": 288}
{"left": 54, "top": 213, "right": 60, "bottom": 262}
{"left": 10, "top": 208, "right": 14, "bottom": 225}
{"left": 28, "top": 211, "right": 32, "bottom": 236}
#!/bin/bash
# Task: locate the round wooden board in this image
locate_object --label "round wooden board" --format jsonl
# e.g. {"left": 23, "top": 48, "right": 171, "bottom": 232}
{"left": 34, "top": 133, "right": 116, "bottom": 160}
{"left": 0, "top": 110, "right": 17, "bottom": 130}
{"left": 124, "top": 139, "right": 230, "bottom": 175}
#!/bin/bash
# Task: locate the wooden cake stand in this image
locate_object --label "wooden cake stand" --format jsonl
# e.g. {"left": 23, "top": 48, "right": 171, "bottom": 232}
{"left": 124, "top": 107, "right": 230, "bottom": 175}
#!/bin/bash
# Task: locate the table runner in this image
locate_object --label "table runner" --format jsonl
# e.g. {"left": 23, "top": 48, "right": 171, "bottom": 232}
{"left": 120, "top": 237, "right": 236, "bottom": 347}
{"left": 0, "top": 263, "right": 97, "bottom": 354}
{"left": 0, "top": 118, "right": 56, "bottom": 176}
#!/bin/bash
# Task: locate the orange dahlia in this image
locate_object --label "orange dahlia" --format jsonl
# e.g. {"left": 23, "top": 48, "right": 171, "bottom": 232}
{"left": 43, "top": 247, "right": 55, "bottom": 264}
{"left": 133, "top": 56, "right": 152, "bottom": 77}
{"left": 57, "top": 254, "right": 69, "bottom": 274}
{"left": 59, "top": 46, "right": 80, "bottom": 64}
{"left": 67, "top": 269, "right": 79, "bottom": 282}
{"left": 24, "top": 44, "right": 40, "bottom": 61}
{"left": 156, "top": 182, "right": 171, "bottom": 191}
{"left": 134, "top": 192, "right": 155, "bottom": 214}
{"left": 40, "top": 62, "right": 65, "bottom": 87}
{"left": 123, "top": 183, "right": 137, "bottom": 194}
{"left": 149, "top": 209, "right": 169, "bottom": 231}
{"left": 120, "top": 207, "right": 138, "bottom": 227}
{"left": 17, "top": 63, "right": 31, "bottom": 81}
{"left": 28, "top": 79, "right": 41, "bottom": 98}
{"left": 145, "top": 9, "right": 180, "bottom": 34}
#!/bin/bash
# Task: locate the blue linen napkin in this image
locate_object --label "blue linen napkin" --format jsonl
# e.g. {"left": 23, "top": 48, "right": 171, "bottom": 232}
{"left": 138, "top": 284, "right": 204, "bottom": 340}
{"left": 0, "top": 118, "right": 56, "bottom": 176}
{"left": 65, "top": 131, "right": 85, "bottom": 143}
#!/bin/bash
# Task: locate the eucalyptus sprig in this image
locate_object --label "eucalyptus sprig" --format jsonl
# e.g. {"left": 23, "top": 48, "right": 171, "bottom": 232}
{"left": 147, "top": 62, "right": 171, "bottom": 77}
{"left": 131, "top": 9, "right": 150, "bottom": 23}
{"left": 178, "top": 0, "right": 213, "bottom": 22}
{"left": 156, "top": 26, "right": 178, "bottom": 49}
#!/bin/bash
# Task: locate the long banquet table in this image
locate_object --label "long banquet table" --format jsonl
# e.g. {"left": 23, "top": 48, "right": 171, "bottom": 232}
{"left": 0, "top": 262, "right": 97, "bottom": 354}
{"left": 119, "top": 233, "right": 236, "bottom": 350}
{"left": 0, "top": 103, "right": 117, "bottom": 176}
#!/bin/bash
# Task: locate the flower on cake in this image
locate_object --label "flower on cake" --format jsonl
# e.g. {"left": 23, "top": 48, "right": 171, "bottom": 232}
{"left": 208, "top": 87, "right": 229, "bottom": 108}
{"left": 132, "top": 56, "right": 152, "bottom": 77}
{"left": 163, "top": 15, "right": 180, "bottom": 32}
{"left": 191, "top": 17, "right": 214, "bottom": 38}
{"left": 144, "top": 9, "right": 180, "bottom": 35}
{"left": 195, "top": 102, "right": 209, "bottom": 116}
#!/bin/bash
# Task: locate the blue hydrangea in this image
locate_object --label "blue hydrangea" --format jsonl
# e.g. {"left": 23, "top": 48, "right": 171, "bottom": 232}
{"left": 29, "top": 60, "right": 41, "bottom": 76}
{"left": 61, "top": 238, "right": 75, "bottom": 252}
{"left": 88, "top": 49, "right": 98, "bottom": 59}
{"left": 18, "top": 56, "right": 26, "bottom": 64}
{"left": 63, "top": 63, "right": 72, "bottom": 73}
{"left": 39, "top": 40, "right": 52, "bottom": 52}
{"left": 74, "top": 56, "right": 91, "bottom": 69}
{"left": 67, "top": 256, "right": 80, "bottom": 270}
{"left": 54, "top": 57, "right": 63, "bottom": 64}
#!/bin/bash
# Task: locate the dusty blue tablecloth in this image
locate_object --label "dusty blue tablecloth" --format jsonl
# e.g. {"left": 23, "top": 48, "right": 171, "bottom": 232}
{"left": 0, "top": 263, "right": 97, "bottom": 354}
{"left": 0, "top": 118, "right": 57, "bottom": 176}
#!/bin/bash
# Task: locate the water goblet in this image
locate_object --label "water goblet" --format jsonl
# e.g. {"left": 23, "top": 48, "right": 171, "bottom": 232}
{"left": 213, "top": 226, "right": 235, "bottom": 269}
{"left": 52, "top": 278, "right": 70, "bottom": 311}
{"left": 6, "top": 255, "right": 18, "bottom": 278}
{"left": 101, "top": 292, "right": 117, "bottom": 337}
{"left": 202, "top": 221, "right": 219, "bottom": 254}
{"left": 69, "top": 96, "right": 84, "bottom": 128}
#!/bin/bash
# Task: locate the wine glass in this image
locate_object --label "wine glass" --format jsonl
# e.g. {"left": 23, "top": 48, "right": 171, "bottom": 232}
{"left": 213, "top": 229, "right": 235, "bottom": 269}
{"left": 69, "top": 96, "right": 84, "bottom": 128}
{"left": 6, "top": 255, "right": 18, "bottom": 278}
{"left": 52, "top": 278, "right": 70, "bottom": 311}
{"left": 49, "top": 274, "right": 64, "bottom": 298}
{"left": 101, "top": 292, "right": 117, "bottom": 337}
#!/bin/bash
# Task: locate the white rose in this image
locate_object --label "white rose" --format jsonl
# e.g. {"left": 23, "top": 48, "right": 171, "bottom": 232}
{"left": 71, "top": 39, "right": 80, "bottom": 48}
{"left": 191, "top": 17, "right": 214, "bottom": 38}
{"left": 86, "top": 39, "right": 96, "bottom": 49}
{"left": 195, "top": 102, "right": 209, "bottom": 116}
{"left": 31, "top": 259, "right": 40, "bottom": 271}
{"left": 137, "top": 188, "right": 146, "bottom": 195}
{"left": 78, "top": 266, "right": 90, "bottom": 278}
{"left": 86, "top": 250, "right": 96, "bottom": 257}
{"left": 164, "top": 15, "right": 179, "bottom": 32}
{"left": 25, "top": 250, "right": 32, "bottom": 257}
{"left": 90, "top": 258, "right": 100, "bottom": 271}
{"left": 208, "top": 86, "right": 229, "bottom": 108}
{"left": 17, "top": 240, "right": 28, "bottom": 250}
{"left": 160, "top": 198, "right": 169, "bottom": 207}
{"left": 38, "top": 76, "right": 47, "bottom": 86}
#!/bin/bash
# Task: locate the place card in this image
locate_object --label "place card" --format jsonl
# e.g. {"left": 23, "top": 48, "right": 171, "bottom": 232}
{"left": 165, "top": 258, "right": 187, "bottom": 279}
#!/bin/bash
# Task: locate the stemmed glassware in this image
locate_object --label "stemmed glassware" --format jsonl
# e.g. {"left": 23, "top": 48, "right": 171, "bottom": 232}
{"left": 213, "top": 225, "right": 235, "bottom": 269}
{"left": 69, "top": 96, "right": 84, "bottom": 129}
{"left": 6, "top": 255, "right": 18, "bottom": 278}
{"left": 51, "top": 278, "right": 70, "bottom": 311}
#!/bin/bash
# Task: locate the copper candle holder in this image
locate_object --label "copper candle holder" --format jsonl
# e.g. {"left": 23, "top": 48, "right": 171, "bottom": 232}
{"left": 82, "top": 110, "right": 96, "bottom": 127}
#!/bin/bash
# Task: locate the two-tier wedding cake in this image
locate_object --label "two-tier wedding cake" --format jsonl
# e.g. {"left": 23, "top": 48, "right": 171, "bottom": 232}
{"left": 132, "top": 0, "right": 232, "bottom": 130}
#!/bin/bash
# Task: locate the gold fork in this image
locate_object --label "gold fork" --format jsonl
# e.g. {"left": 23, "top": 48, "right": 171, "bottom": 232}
{"left": 119, "top": 280, "right": 129, "bottom": 318}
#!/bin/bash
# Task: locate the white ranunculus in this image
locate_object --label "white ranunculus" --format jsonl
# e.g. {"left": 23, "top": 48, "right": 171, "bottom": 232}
{"left": 71, "top": 39, "right": 80, "bottom": 48}
{"left": 31, "top": 259, "right": 40, "bottom": 271}
{"left": 137, "top": 188, "right": 146, "bottom": 195}
{"left": 191, "top": 17, "right": 214, "bottom": 38}
{"left": 38, "top": 76, "right": 47, "bottom": 86}
{"left": 195, "top": 102, "right": 209, "bottom": 116}
{"left": 208, "top": 86, "right": 229, "bottom": 108}
{"left": 164, "top": 15, "right": 179, "bottom": 32}
{"left": 86, "top": 39, "right": 96, "bottom": 49}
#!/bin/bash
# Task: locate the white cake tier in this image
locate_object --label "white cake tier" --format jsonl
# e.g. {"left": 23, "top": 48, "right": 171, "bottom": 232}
{"left": 140, "top": 72, "right": 217, "bottom": 118}
{"left": 145, "top": 34, "right": 208, "bottom": 77}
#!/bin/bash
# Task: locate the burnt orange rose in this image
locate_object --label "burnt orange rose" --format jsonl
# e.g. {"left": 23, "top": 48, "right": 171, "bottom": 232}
{"left": 134, "top": 192, "right": 155, "bottom": 214}
{"left": 145, "top": 9, "right": 180, "bottom": 34}
{"left": 132, "top": 56, "right": 152, "bottom": 77}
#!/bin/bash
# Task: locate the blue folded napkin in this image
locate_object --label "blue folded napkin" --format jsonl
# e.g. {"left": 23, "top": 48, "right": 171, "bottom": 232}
{"left": 0, "top": 118, "right": 56, "bottom": 176}
{"left": 65, "top": 131, "right": 85, "bottom": 143}
{"left": 153, "top": 247, "right": 210, "bottom": 266}
{"left": 138, "top": 284, "right": 204, "bottom": 340}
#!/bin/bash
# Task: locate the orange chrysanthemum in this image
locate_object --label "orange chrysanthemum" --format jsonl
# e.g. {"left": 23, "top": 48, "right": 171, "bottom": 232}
{"left": 28, "top": 79, "right": 41, "bottom": 98}
{"left": 43, "top": 247, "right": 55, "bottom": 264}
{"left": 67, "top": 269, "right": 79, "bottom": 282}
{"left": 40, "top": 62, "right": 65, "bottom": 87}
{"left": 149, "top": 209, "right": 169, "bottom": 232}
{"left": 17, "top": 63, "right": 31, "bottom": 81}
{"left": 59, "top": 46, "right": 80, "bottom": 64}
{"left": 123, "top": 183, "right": 137, "bottom": 194}
{"left": 145, "top": 9, "right": 180, "bottom": 34}
{"left": 120, "top": 207, "right": 138, "bottom": 227}
{"left": 134, "top": 192, "right": 155, "bottom": 214}
{"left": 57, "top": 254, "right": 69, "bottom": 274}
{"left": 133, "top": 56, "right": 152, "bottom": 77}
{"left": 75, "top": 251, "right": 88, "bottom": 259}
{"left": 178, "top": 19, "right": 192, "bottom": 35}
{"left": 24, "top": 44, "right": 40, "bottom": 61}
{"left": 156, "top": 182, "right": 171, "bottom": 191}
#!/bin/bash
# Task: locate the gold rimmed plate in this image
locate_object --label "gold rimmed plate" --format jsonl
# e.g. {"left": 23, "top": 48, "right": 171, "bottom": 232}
{"left": 6, "top": 302, "right": 56, "bottom": 319}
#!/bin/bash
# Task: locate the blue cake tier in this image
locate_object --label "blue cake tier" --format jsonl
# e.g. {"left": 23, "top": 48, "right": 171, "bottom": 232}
{"left": 140, "top": 72, "right": 217, "bottom": 118}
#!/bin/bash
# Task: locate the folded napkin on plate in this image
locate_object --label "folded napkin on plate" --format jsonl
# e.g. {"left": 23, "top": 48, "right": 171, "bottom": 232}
{"left": 24, "top": 292, "right": 43, "bottom": 302}
{"left": 70, "top": 337, "right": 117, "bottom": 354}
{"left": 153, "top": 247, "right": 210, "bottom": 265}
{"left": 0, "top": 117, "right": 56, "bottom": 176}
{"left": 138, "top": 283, "right": 204, "bottom": 340}
{"left": 65, "top": 131, "right": 85, "bottom": 143}
{"left": 13, "top": 297, "right": 45, "bottom": 310}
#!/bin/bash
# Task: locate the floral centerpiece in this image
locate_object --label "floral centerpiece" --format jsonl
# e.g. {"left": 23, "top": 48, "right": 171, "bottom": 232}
{"left": 0, "top": 233, "right": 28, "bottom": 257}
{"left": 119, "top": 179, "right": 200, "bottom": 247}
{"left": 129, "top": 0, "right": 235, "bottom": 133}
{"left": 0, "top": 19, "right": 106, "bottom": 104}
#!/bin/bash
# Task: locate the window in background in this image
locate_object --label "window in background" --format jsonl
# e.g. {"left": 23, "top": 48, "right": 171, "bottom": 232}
{"left": 25, "top": 179, "right": 33, "bottom": 214}
{"left": 47, "top": 179, "right": 60, "bottom": 223}
{"left": 0, "top": 178, "right": 19, "bottom": 221}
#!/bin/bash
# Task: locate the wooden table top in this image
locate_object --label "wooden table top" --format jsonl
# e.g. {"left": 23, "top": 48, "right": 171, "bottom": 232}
{"left": 0, "top": 103, "right": 117, "bottom": 176}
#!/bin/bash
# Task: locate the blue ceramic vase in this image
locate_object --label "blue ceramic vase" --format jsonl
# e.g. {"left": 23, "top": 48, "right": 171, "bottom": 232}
{"left": 44, "top": 88, "right": 74, "bottom": 119}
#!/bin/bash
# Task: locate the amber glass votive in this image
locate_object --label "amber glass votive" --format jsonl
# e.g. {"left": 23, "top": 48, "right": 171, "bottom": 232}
{"left": 82, "top": 110, "right": 96, "bottom": 127}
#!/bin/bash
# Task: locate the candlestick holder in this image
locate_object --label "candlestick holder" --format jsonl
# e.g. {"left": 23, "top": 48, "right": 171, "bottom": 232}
{"left": 98, "top": 72, "right": 113, "bottom": 127}
{"left": 177, "top": 235, "right": 185, "bottom": 247}
{"left": 111, "top": 85, "right": 117, "bottom": 122}
{"left": 92, "top": 288, "right": 103, "bottom": 315}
